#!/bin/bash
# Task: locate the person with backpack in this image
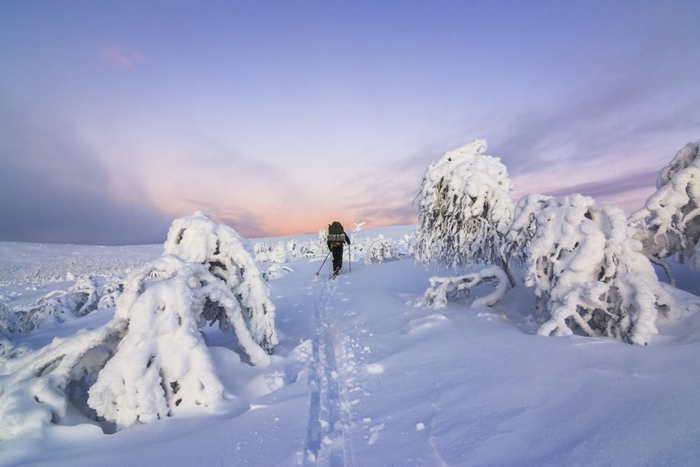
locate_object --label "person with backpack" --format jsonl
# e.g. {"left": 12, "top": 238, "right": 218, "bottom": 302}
{"left": 326, "top": 221, "right": 350, "bottom": 276}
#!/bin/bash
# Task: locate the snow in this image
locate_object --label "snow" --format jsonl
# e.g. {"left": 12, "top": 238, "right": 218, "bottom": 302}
{"left": 1, "top": 223, "right": 700, "bottom": 466}
{"left": 520, "top": 194, "right": 674, "bottom": 345}
{"left": 630, "top": 139, "right": 700, "bottom": 274}
{"left": 415, "top": 139, "right": 514, "bottom": 271}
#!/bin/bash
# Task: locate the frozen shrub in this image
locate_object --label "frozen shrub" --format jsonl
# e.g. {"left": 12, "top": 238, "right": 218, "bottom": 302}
{"left": 415, "top": 140, "right": 515, "bottom": 285}
{"left": 164, "top": 211, "right": 277, "bottom": 353}
{"left": 629, "top": 139, "right": 700, "bottom": 280}
{"left": 0, "top": 212, "right": 278, "bottom": 437}
{"left": 396, "top": 233, "right": 416, "bottom": 257}
{"left": 97, "top": 277, "right": 125, "bottom": 309}
{"left": 262, "top": 264, "right": 294, "bottom": 281}
{"left": 1, "top": 277, "right": 99, "bottom": 335}
{"left": 70, "top": 277, "right": 100, "bottom": 317}
{"left": 504, "top": 194, "right": 552, "bottom": 267}
{"left": 254, "top": 239, "right": 325, "bottom": 263}
{"left": 365, "top": 235, "right": 402, "bottom": 265}
{"left": 254, "top": 241, "right": 287, "bottom": 263}
{"left": 524, "top": 195, "right": 674, "bottom": 345}
{"left": 87, "top": 255, "right": 271, "bottom": 429}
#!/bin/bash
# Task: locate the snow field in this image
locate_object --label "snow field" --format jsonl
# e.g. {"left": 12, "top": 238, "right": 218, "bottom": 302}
{"left": 1, "top": 221, "right": 700, "bottom": 466}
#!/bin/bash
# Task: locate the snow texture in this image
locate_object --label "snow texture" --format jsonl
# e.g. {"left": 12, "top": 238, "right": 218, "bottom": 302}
{"left": 415, "top": 139, "right": 514, "bottom": 272}
{"left": 1, "top": 277, "right": 100, "bottom": 335}
{"left": 0, "top": 223, "right": 699, "bottom": 467}
{"left": 522, "top": 194, "right": 674, "bottom": 345}
{"left": 364, "top": 235, "right": 404, "bottom": 265}
{"left": 87, "top": 254, "right": 276, "bottom": 430}
{"left": 0, "top": 212, "right": 278, "bottom": 437}
{"left": 164, "top": 211, "right": 277, "bottom": 353}
{"left": 423, "top": 266, "right": 509, "bottom": 308}
{"left": 630, "top": 139, "right": 700, "bottom": 276}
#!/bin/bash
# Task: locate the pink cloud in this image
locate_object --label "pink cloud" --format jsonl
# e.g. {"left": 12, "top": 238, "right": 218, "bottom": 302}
{"left": 99, "top": 48, "right": 144, "bottom": 70}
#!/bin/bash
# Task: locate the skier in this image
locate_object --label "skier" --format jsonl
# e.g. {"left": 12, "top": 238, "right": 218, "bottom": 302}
{"left": 326, "top": 221, "right": 350, "bottom": 276}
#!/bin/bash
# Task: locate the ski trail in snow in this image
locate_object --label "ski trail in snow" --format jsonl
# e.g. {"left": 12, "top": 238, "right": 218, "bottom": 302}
{"left": 302, "top": 278, "right": 355, "bottom": 467}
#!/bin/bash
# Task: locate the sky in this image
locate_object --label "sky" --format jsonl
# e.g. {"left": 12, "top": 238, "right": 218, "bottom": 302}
{"left": 1, "top": 0, "right": 699, "bottom": 245}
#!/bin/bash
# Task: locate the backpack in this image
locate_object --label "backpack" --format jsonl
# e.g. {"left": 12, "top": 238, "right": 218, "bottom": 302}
{"left": 327, "top": 221, "right": 346, "bottom": 243}
{"left": 328, "top": 221, "right": 344, "bottom": 235}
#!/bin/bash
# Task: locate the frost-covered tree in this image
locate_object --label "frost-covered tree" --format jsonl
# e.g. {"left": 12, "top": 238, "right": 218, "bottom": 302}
{"left": 96, "top": 277, "right": 125, "bottom": 309}
{"left": 504, "top": 194, "right": 552, "bottom": 267}
{"left": 254, "top": 241, "right": 287, "bottom": 263}
{"left": 0, "top": 212, "right": 277, "bottom": 437}
{"left": 163, "top": 212, "right": 277, "bottom": 352}
{"left": 522, "top": 194, "right": 674, "bottom": 345}
{"left": 0, "top": 277, "right": 99, "bottom": 335}
{"left": 415, "top": 139, "right": 515, "bottom": 285}
{"left": 254, "top": 238, "right": 325, "bottom": 263}
{"left": 629, "top": 140, "right": 700, "bottom": 279}
{"left": 365, "top": 235, "right": 402, "bottom": 265}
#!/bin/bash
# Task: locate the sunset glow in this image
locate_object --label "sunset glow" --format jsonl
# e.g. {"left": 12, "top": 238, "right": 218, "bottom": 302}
{"left": 1, "top": 1, "right": 698, "bottom": 244}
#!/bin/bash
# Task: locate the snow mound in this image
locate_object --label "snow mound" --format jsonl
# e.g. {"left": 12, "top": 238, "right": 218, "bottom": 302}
{"left": 405, "top": 314, "right": 450, "bottom": 335}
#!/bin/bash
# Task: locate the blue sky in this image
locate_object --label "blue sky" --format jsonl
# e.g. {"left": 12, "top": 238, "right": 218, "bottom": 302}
{"left": 1, "top": 0, "right": 698, "bottom": 244}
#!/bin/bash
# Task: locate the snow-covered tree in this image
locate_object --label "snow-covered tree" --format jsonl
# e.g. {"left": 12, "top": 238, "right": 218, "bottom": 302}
{"left": 0, "top": 277, "right": 99, "bottom": 335}
{"left": 163, "top": 212, "right": 277, "bottom": 352}
{"left": 523, "top": 194, "right": 674, "bottom": 345}
{"left": 0, "top": 212, "right": 277, "bottom": 437}
{"left": 629, "top": 140, "right": 700, "bottom": 279}
{"left": 254, "top": 239, "right": 325, "bottom": 263}
{"left": 365, "top": 235, "right": 402, "bottom": 264}
{"left": 254, "top": 241, "right": 287, "bottom": 263}
{"left": 415, "top": 139, "right": 515, "bottom": 285}
{"left": 504, "top": 194, "right": 552, "bottom": 268}
{"left": 96, "top": 277, "right": 125, "bottom": 309}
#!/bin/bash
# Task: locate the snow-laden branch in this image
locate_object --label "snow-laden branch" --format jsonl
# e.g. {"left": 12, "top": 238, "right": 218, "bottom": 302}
{"left": 523, "top": 195, "right": 675, "bottom": 345}
{"left": 423, "top": 266, "right": 509, "bottom": 308}
{"left": 630, "top": 139, "right": 700, "bottom": 277}
{"left": 415, "top": 139, "right": 515, "bottom": 286}
{"left": 164, "top": 211, "right": 277, "bottom": 352}
{"left": 1, "top": 277, "right": 100, "bottom": 335}
{"left": 365, "top": 235, "right": 404, "bottom": 264}
{"left": 0, "top": 212, "right": 279, "bottom": 437}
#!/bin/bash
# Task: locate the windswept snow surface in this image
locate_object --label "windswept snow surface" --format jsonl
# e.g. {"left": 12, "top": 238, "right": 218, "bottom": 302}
{"left": 2, "top": 225, "right": 700, "bottom": 466}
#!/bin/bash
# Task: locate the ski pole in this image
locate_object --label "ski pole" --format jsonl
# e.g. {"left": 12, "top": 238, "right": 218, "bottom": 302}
{"left": 315, "top": 251, "right": 331, "bottom": 276}
{"left": 348, "top": 243, "right": 351, "bottom": 273}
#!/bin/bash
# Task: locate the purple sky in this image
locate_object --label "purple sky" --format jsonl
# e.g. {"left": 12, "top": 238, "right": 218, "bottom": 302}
{"left": 1, "top": 0, "right": 699, "bottom": 244}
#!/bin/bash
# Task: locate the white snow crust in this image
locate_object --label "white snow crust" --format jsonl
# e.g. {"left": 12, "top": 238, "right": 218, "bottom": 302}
{"left": 0, "top": 224, "right": 699, "bottom": 466}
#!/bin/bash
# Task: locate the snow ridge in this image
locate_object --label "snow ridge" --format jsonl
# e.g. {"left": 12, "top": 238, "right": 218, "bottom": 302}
{"left": 303, "top": 278, "right": 355, "bottom": 467}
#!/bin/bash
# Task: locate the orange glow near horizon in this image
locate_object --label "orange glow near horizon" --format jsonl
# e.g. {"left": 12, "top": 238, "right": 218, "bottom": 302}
{"left": 157, "top": 200, "right": 417, "bottom": 239}
{"left": 256, "top": 212, "right": 418, "bottom": 238}
{"left": 238, "top": 208, "right": 416, "bottom": 238}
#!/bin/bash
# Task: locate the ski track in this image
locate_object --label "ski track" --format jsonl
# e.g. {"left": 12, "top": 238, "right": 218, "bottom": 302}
{"left": 302, "top": 277, "right": 355, "bottom": 467}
